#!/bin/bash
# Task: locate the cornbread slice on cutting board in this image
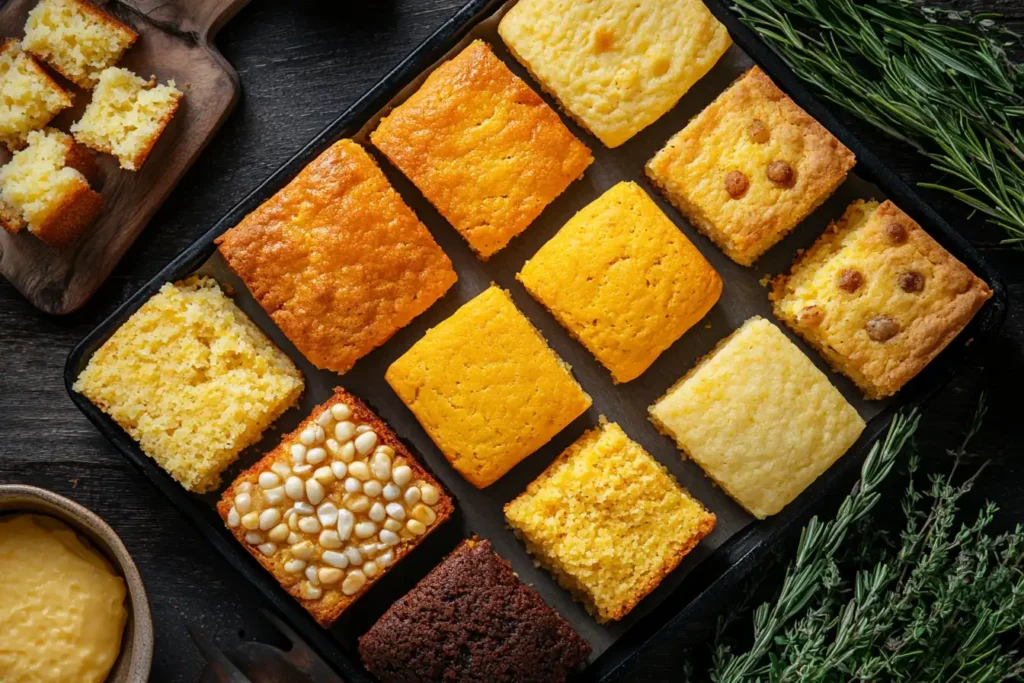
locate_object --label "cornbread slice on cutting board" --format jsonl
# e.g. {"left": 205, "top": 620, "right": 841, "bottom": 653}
{"left": 506, "top": 421, "right": 715, "bottom": 622}
{"left": 217, "top": 388, "right": 453, "bottom": 627}
{"left": 649, "top": 317, "right": 865, "bottom": 519}
{"left": 771, "top": 199, "right": 992, "bottom": 399}
{"left": 647, "top": 66, "right": 856, "bottom": 266}
{"left": 216, "top": 139, "right": 457, "bottom": 375}
{"left": 518, "top": 181, "right": 722, "bottom": 383}
{"left": 0, "top": 40, "right": 72, "bottom": 150}
{"left": 498, "top": 0, "right": 731, "bottom": 148}
{"left": 386, "top": 285, "right": 592, "bottom": 488}
{"left": 74, "top": 277, "right": 305, "bottom": 493}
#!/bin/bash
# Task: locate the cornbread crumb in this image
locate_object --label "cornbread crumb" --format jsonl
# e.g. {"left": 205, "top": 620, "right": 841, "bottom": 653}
{"left": 0, "top": 40, "right": 72, "bottom": 150}
{"left": 518, "top": 181, "right": 721, "bottom": 383}
{"left": 506, "top": 421, "right": 715, "bottom": 622}
{"left": 649, "top": 317, "right": 865, "bottom": 518}
{"left": 771, "top": 200, "right": 992, "bottom": 398}
{"left": 386, "top": 286, "right": 592, "bottom": 488}
{"left": 71, "top": 67, "right": 181, "bottom": 170}
{"left": 74, "top": 277, "right": 304, "bottom": 493}
{"left": 499, "top": 0, "right": 731, "bottom": 148}
{"left": 23, "top": 0, "right": 137, "bottom": 88}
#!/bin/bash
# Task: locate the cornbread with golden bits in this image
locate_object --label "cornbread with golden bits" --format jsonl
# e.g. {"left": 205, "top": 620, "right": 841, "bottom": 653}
{"left": 505, "top": 421, "right": 715, "bottom": 622}
{"left": 217, "top": 140, "right": 457, "bottom": 375}
{"left": 650, "top": 317, "right": 865, "bottom": 518}
{"left": 370, "top": 40, "right": 593, "bottom": 259}
{"left": 218, "top": 388, "right": 453, "bottom": 627}
{"left": 0, "top": 40, "right": 72, "bottom": 150}
{"left": 647, "top": 66, "right": 856, "bottom": 266}
{"left": 23, "top": 0, "right": 137, "bottom": 88}
{"left": 499, "top": 0, "right": 731, "bottom": 148}
{"left": 519, "top": 181, "right": 722, "bottom": 383}
{"left": 772, "top": 200, "right": 992, "bottom": 399}
{"left": 71, "top": 67, "right": 182, "bottom": 170}
{"left": 73, "top": 277, "right": 305, "bottom": 493}
{"left": 386, "top": 286, "right": 592, "bottom": 488}
{"left": 0, "top": 128, "right": 102, "bottom": 247}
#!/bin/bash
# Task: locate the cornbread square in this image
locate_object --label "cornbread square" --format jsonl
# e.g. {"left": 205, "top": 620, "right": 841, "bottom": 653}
{"left": 73, "top": 277, "right": 304, "bottom": 493}
{"left": 0, "top": 128, "right": 102, "bottom": 247}
{"left": 370, "top": 40, "right": 593, "bottom": 259}
{"left": 217, "top": 140, "right": 457, "bottom": 375}
{"left": 505, "top": 421, "right": 715, "bottom": 622}
{"left": 649, "top": 317, "right": 865, "bottom": 518}
{"left": 647, "top": 66, "right": 856, "bottom": 266}
{"left": 518, "top": 181, "right": 722, "bottom": 383}
{"left": 23, "top": 0, "right": 138, "bottom": 88}
{"left": 772, "top": 200, "right": 993, "bottom": 399}
{"left": 499, "top": 0, "right": 731, "bottom": 148}
{"left": 71, "top": 67, "right": 182, "bottom": 170}
{"left": 386, "top": 286, "right": 592, "bottom": 488}
{"left": 217, "top": 389, "right": 453, "bottom": 627}
{"left": 0, "top": 40, "right": 72, "bottom": 150}
{"left": 359, "top": 539, "right": 590, "bottom": 682}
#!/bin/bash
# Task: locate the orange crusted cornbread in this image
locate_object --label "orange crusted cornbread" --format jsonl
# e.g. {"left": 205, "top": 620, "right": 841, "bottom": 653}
{"left": 217, "top": 140, "right": 457, "bottom": 375}
{"left": 772, "top": 200, "right": 992, "bottom": 399}
{"left": 370, "top": 40, "right": 593, "bottom": 259}
{"left": 647, "top": 66, "right": 856, "bottom": 266}
{"left": 505, "top": 421, "right": 715, "bottom": 622}
{"left": 386, "top": 286, "right": 592, "bottom": 488}
{"left": 518, "top": 181, "right": 721, "bottom": 383}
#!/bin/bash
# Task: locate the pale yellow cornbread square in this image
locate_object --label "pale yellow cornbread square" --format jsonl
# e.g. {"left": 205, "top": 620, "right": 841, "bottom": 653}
{"left": 518, "top": 181, "right": 722, "bottom": 383}
{"left": 0, "top": 40, "right": 72, "bottom": 150}
{"left": 646, "top": 66, "right": 856, "bottom": 266}
{"left": 499, "top": 0, "right": 731, "bottom": 148}
{"left": 771, "top": 200, "right": 992, "bottom": 399}
{"left": 505, "top": 421, "right": 715, "bottom": 622}
{"left": 385, "top": 286, "right": 592, "bottom": 488}
{"left": 649, "top": 317, "right": 865, "bottom": 519}
{"left": 73, "top": 277, "right": 305, "bottom": 493}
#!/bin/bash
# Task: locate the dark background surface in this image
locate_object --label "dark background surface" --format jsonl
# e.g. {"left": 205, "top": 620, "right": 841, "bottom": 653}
{"left": 1, "top": 1, "right": 1022, "bottom": 681}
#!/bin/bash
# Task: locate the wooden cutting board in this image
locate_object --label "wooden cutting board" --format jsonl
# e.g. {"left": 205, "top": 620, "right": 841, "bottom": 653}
{"left": 0, "top": 0, "right": 249, "bottom": 314}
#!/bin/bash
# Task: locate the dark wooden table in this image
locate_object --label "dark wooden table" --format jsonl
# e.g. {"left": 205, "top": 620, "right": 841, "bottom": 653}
{"left": 1, "top": 1, "right": 1021, "bottom": 681}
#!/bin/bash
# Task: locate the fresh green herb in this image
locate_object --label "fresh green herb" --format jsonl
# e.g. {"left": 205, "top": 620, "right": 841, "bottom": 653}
{"left": 731, "top": 0, "right": 1024, "bottom": 246}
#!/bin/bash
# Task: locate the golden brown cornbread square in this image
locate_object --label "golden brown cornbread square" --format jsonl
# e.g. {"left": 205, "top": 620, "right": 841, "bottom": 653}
{"left": 498, "top": 0, "right": 731, "bottom": 148}
{"left": 518, "top": 181, "right": 721, "bottom": 383}
{"left": 370, "top": 40, "right": 593, "bottom": 259}
{"left": 771, "top": 200, "right": 993, "bottom": 399}
{"left": 385, "top": 286, "right": 592, "bottom": 488}
{"left": 73, "top": 277, "right": 305, "bottom": 493}
{"left": 649, "top": 317, "right": 865, "bottom": 519}
{"left": 217, "top": 139, "right": 457, "bottom": 375}
{"left": 217, "top": 388, "right": 453, "bottom": 627}
{"left": 0, "top": 40, "right": 73, "bottom": 151}
{"left": 505, "top": 421, "right": 715, "bottom": 622}
{"left": 646, "top": 66, "right": 856, "bottom": 266}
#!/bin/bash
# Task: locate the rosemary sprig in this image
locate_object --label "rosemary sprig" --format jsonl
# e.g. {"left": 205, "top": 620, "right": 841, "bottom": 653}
{"left": 731, "top": 0, "right": 1024, "bottom": 246}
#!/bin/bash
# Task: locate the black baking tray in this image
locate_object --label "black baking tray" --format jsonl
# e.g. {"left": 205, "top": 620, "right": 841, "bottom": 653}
{"left": 65, "top": 0, "right": 1007, "bottom": 680}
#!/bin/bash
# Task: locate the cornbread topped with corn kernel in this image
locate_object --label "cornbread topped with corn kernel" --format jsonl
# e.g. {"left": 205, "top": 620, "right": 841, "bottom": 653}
{"left": 518, "top": 181, "right": 722, "bottom": 383}
{"left": 0, "top": 39, "right": 72, "bottom": 151}
{"left": 647, "top": 66, "right": 856, "bottom": 266}
{"left": 74, "top": 277, "right": 304, "bottom": 493}
{"left": 505, "top": 421, "right": 715, "bottom": 622}
{"left": 649, "top": 317, "right": 865, "bottom": 519}
{"left": 218, "top": 388, "right": 452, "bottom": 627}
{"left": 772, "top": 200, "right": 992, "bottom": 399}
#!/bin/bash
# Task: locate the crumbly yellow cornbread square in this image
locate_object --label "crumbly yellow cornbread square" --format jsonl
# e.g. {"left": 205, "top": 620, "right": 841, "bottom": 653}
{"left": 771, "top": 200, "right": 992, "bottom": 399}
{"left": 518, "top": 181, "right": 721, "bottom": 383}
{"left": 216, "top": 140, "right": 457, "bottom": 375}
{"left": 499, "top": 0, "right": 731, "bottom": 148}
{"left": 505, "top": 421, "right": 715, "bottom": 622}
{"left": 649, "top": 317, "right": 865, "bottom": 519}
{"left": 73, "top": 277, "right": 305, "bottom": 493}
{"left": 0, "top": 40, "right": 72, "bottom": 150}
{"left": 370, "top": 40, "right": 593, "bottom": 259}
{"left": 646, "top": 67, "right": 856, "bottom": 266}
{"left": 386, "top": 286, "right": 592, "bottom": 488}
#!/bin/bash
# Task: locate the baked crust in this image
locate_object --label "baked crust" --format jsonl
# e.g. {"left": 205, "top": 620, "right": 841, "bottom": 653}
{"left": 31, "top": 181, "right": 102, "bottom": 247}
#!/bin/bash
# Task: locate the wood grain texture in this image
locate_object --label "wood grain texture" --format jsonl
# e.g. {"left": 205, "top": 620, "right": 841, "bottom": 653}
{"left": 0, "top": 1, "right": 1021, "bottom": 682}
